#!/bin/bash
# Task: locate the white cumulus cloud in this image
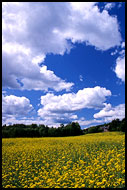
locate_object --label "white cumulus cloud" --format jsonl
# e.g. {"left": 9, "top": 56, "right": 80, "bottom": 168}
{"left": 74, "top": 118, "right": 104, "bottom": 128}
{"left": 104, "top": 3, "right": 115, "bottom": 10}
{"left": 2, "top": 95, "right": 33, "bottom": 120}
{"left": 21, "top": 65, "right": 74, "bottom": 91}
{"left": 114, "top": 54, "right": 125, "bottom": 82}
{"left": 2, "top": 116, "right": 43, "bottom": 126}
{"left": 94, "top": 103, "right": 125, "bottom": 122}
{"left": 121, "top": 41, "right": 125, "bottom": 48}
{"left": 2, "top": 2, "right": 122, "bottom": 91}
{"left": 38, "top": 86, "right": 111, "bottom": 126}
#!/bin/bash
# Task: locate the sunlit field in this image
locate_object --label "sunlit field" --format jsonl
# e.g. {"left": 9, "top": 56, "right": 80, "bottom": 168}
{"left": 2, "top": 132, "right": 125, "bottom": 188}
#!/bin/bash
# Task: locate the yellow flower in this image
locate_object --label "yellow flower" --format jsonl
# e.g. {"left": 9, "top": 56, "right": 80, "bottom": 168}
{"left": 74, "top": 184, "right": 79, "bottom": 188}
{"left": 81, "top": 184, "right": 85, "bottom": 187}
{"left": 2, "top": 132, "right": 125, "bottom": 188}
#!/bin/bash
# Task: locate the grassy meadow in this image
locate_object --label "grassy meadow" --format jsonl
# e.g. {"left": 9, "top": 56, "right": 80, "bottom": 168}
{"left": 2, "top": 132, "right": 125, "bottom": 188}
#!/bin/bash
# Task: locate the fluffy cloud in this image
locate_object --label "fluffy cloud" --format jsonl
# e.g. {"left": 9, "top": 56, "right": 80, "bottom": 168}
{"left": 2, "top": 2, "right": 121, "bottom": 90}
{"left": 94, "top": 103, "right": 125, "bottom": 122}
{"left": 2, "top": 43, "right": 74, "bottom": 91}
{"left": 74, "top": 118, "right": 104, "bottom": 128}
{"left": 38, "top": 86, "right": 111, "bottom": 126}
{"left": 111, "top": 41, "right": 125, "bottom": 82}
{"left": 104, "top": 3, "right": 115, "bottom": 10}
{"left": 121, "top": 41, "right": 125, "bottom": 48}
{"left": 20, "top": 65, "right": 73, "bottom": 91}
{"left": 68, "top": 2, "right": 121, "bottom": 50}
{"left": 2, "top": 95, "right": 33, "bottom": 122}
{"left": 39, "top": 86, "right": 111, "bottom": 112}
{"left": 114, "top": 54, "right": 125, "bottom": 82}
{"left": 2, "top": 116, "right": 43, "bottom": 126}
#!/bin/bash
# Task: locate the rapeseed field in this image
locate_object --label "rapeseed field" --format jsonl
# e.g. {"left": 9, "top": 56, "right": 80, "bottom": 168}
{"left": 2, "top": 132, "right": 125, "bottom": 188}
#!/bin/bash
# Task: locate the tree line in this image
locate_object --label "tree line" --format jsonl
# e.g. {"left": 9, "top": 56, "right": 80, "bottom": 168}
{"left": 2, "top": 118, "right": 125, "bottom": 138}
{"left": 83, "top": 118, "right": 125, "bottom": 134}
{"left": 2, "top": 122, "right": 83, "bottom": 138}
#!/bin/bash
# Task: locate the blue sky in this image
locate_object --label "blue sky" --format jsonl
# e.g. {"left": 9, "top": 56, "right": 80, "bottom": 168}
{"left": 2, "top": 2, "right": 125, "bottom": 128}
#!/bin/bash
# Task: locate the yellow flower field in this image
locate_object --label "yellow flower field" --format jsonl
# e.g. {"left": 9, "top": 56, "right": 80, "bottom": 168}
{"left": 2, "top": 132, "right": 125, "bottom": 188}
